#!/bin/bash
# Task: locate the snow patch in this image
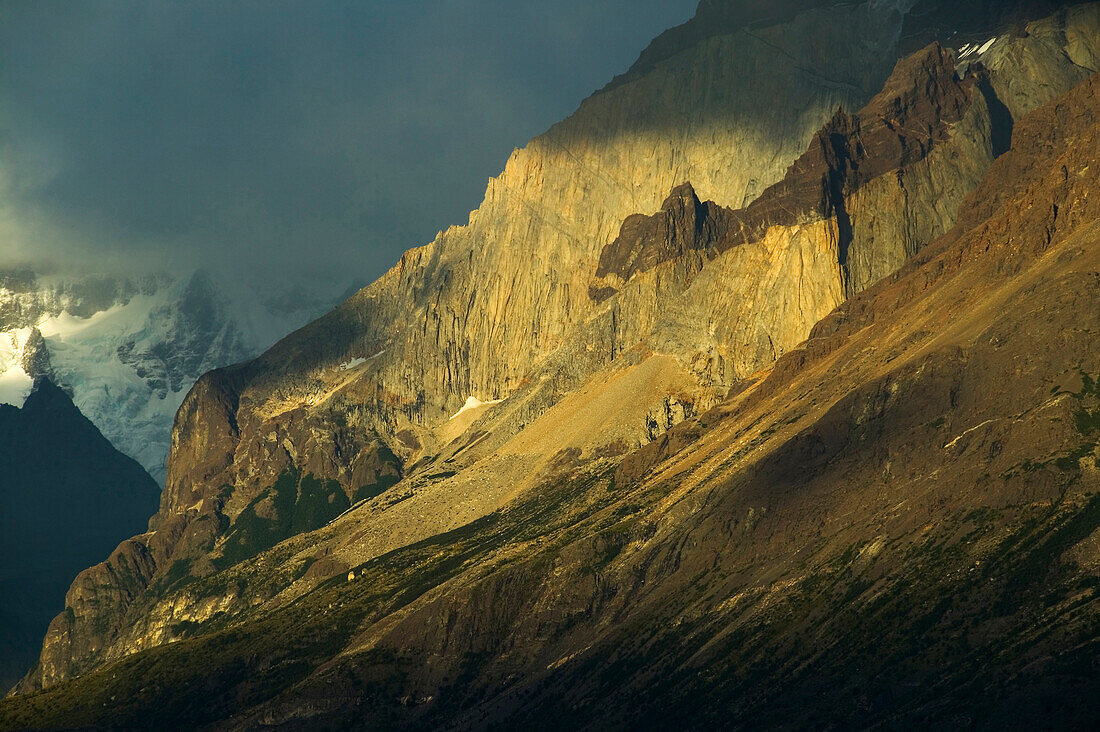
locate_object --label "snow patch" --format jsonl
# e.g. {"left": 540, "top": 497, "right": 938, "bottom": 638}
{"left": 0, "top": 327, "right": 39, "bottom": 407}
{"left": 958, "top": 37, "right": 997, "bottom": 60}
{"left": 337, "top": 350, "right": 385, "bottom": 371}
{"left": 449, "top": 395, "right": 503, "bottom": 420}
{"left": 339, "top": 358, "right": 368, "bottom": 371}
{"left": 944, "top": 419, "right": 999, "bottom": 449}
{"left": 0, "top": 364, "right": 34, "bottom": 407}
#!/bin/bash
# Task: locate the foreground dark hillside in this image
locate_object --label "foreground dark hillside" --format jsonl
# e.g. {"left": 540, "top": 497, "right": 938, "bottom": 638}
{"left": 3, "top": 59, "right": 1099, "bottom": 731}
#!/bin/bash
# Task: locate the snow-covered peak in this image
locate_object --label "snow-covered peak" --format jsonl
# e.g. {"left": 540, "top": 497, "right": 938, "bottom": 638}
{"left": 0, "top": 268, "right": 351, "bottom": 483}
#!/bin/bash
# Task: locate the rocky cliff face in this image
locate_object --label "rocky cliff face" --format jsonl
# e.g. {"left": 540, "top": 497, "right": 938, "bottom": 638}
{"left": 4, "top": 48, "right": 1099, "bottom": 728}
{"left": 10, "top": 0, "right": 1100, "bottom": 709}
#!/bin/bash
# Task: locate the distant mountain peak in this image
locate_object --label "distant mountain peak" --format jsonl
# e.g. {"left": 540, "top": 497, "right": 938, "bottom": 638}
{"left": 0, "top": 268, "right": 352, "bottom": 483}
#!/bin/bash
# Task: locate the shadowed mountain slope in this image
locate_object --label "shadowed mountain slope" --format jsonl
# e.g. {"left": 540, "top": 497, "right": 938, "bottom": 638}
{"left": 606, "top": 0, "right": 1072, "bottom": 91}
{"left": 0, "top": 380, "right": 158, "bottom": 693}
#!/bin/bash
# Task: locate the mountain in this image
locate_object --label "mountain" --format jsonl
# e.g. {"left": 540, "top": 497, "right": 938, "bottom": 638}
{"left": 2, "top": 1, "right": 1099, "bottom": 728}
{"left": 0, "top": 379, "right": 160, "bottom": 693}
{"left": 0, "top": 269, "right": 350, "bottom": 484}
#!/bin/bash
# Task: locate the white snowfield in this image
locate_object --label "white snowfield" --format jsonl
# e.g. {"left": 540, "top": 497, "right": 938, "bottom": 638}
{"left": 0, "top": 328, "right": 36, "bottom": 407}
{"left": 0, "top": 270, "right": 348, "bottom": 484}
{"left": 0, "top": 365, "right": 33, "bottom": 407}
{"left": 339, "top": 357, "right": 368, "bottom": 371}
{"left": 33, "top": 294, "right": 192, "bottom": 483}
{"left": 337, "top": 350, "right": 385, "bottom": 372}
{"left": 449, "top": 395, "right": 503, "bottom": 421}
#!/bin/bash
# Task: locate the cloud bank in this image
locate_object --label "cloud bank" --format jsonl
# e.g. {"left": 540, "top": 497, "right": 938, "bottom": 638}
{"left": 0, "top": 0, "right": 697, "bottom": 285}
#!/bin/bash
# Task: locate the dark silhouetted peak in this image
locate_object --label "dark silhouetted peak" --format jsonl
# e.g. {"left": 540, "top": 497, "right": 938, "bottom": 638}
{"left": 21, "top": 377, "right": 76, "bottom": 416}
{"left": 0, "top": 377, "right": 159, "bottom": 692}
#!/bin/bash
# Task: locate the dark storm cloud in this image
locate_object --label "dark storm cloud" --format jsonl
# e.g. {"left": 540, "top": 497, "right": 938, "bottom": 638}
{"left": 0, "top": 0, "right": 698, "bottom": 283}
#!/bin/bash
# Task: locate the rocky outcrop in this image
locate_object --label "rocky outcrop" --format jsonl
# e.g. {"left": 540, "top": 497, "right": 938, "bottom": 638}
{"left": 31, "top": 539, "right": 159, "bottom": 691}
{"left": 591, "top": 42, "right": 983, "bottom": 296}
{"left": 593, "top": 182, "right": 729, "bottom": 288}
{"left": 573, "top": 41, "right": 997, "bottom": 395}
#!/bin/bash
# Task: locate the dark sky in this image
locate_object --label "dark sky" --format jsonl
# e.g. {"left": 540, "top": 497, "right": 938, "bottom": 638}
{"left": 0, "top": 0, "right": 698, "bottom": 287}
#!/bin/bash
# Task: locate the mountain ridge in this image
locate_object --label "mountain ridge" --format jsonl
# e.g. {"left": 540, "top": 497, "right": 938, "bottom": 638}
{"left": 3, "top": 63, "right": 1098, "bottom": 724}
{"left": 15, "top": 1, "right": 1100, "bottom": 695}
{"left": 3, "top": 1, "right": 1100, "bottom": 727}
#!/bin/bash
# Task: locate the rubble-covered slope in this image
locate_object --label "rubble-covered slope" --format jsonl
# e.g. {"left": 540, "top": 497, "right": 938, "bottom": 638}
{"left": 3, "top": 52, "right": 1099, "bottom": 730}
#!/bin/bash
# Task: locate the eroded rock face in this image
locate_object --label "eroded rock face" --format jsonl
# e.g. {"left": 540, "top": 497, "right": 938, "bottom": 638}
{"left": 5, "top": 61, "right": 1100, "bottom": 729}
{"left": 147, "top": 1, "right": 904, "bottom": 562}
{"left": 15, "top": 1, "right": 1100, "bottom": 696}
{"left": 579, "top": 41, "right": 996, "bottom": 389}
{"left": 594, "top": 183, "right": 728, "bottom": 287}
{"left": 593, "top": 43, "right": 987, "bottom": 295}
{"left": 214, "top": 67, "right": 1100, "bottom": 731}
